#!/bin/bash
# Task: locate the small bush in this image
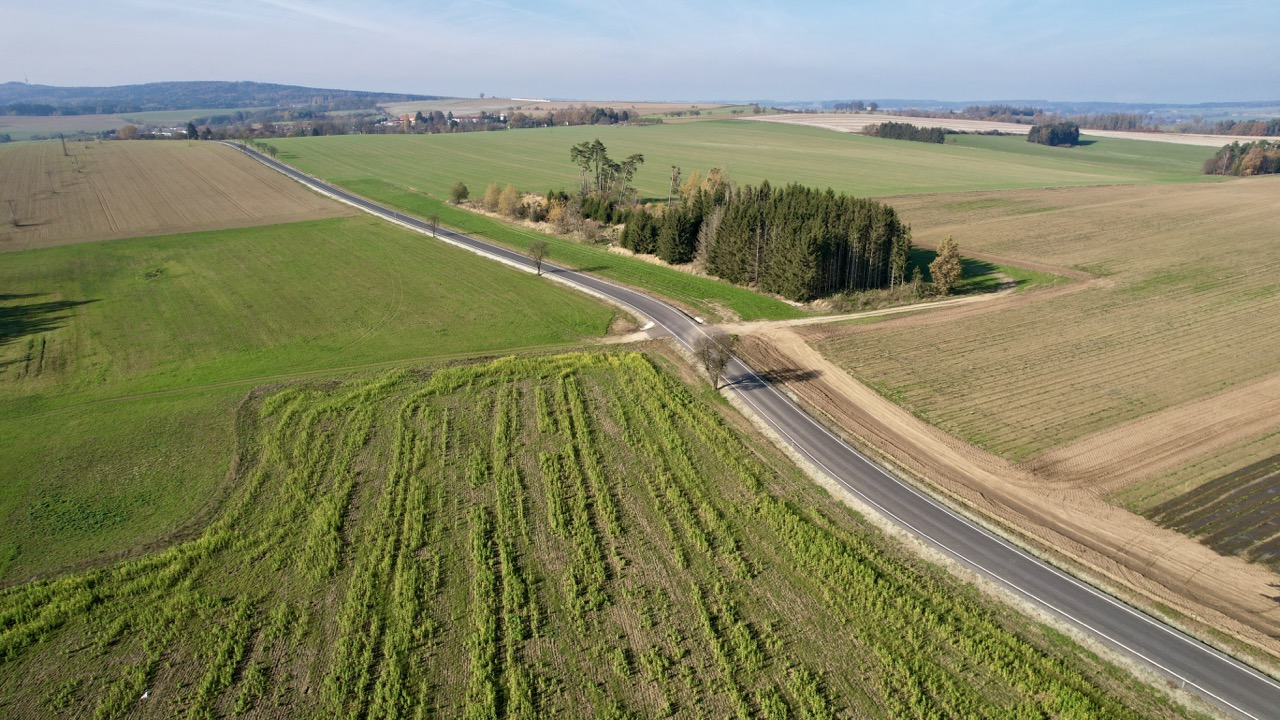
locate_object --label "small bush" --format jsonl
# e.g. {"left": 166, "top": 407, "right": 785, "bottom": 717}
{"left": 450, "top": 181, "right": 470, "bottom": 204}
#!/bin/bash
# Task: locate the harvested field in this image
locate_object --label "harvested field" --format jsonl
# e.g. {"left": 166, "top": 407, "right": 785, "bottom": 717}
{"left": 0, "top": 113, "right": 132, "bottom": 141}
{"left": 747, "top": 113, "right": 1280, "bottom": 147}
{"left": 1027, "top": 374, "right": 1280, "bottom": 492}
{"left": 735, "top": 326, "right": 1280, "bottom": 664}
{"left": 0, "top": 140, "right": 351, "bottom": 251}
{"left": 0, "top": 353, "right": 1194, "bottom": 719}
{"left": 1145, "top": 454, "right": 1280, "bottom": 571}
{"left": 814, "top": 178, "right": 1280, "bottom": 463}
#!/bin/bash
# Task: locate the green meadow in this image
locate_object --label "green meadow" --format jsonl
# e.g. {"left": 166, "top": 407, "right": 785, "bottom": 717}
{"left": 0, "top": 215, "right": 614, "bottom": 582}
{"left": 273, "top": 119, "right": 1217, "bottom": 203}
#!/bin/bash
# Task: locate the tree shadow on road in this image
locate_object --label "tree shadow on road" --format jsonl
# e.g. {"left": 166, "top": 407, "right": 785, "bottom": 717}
{"left": 726, "top": 367, "right": 821, "bottom": 390}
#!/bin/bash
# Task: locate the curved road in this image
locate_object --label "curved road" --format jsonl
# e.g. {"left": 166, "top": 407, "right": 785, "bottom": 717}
{"left": 227, "top": 142, "right": 1280, "bottom": 719}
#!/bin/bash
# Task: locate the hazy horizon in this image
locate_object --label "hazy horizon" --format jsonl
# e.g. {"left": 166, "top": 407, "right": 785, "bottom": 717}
{"left": 5, "top": 0, "right": 1278, "bottom": 105}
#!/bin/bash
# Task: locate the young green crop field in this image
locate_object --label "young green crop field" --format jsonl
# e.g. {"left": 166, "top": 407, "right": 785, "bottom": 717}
{"left": 0, "top": 215, "right": 615, "bottom": 582}
{"left": 0, "top": 353, "right": 1195, "bottom": 719}
{"left": 272, "top": 119, "right": 1217, "bottom": 204}
{"left": 266, "top": 120, "right": 1214, "bottom": 322}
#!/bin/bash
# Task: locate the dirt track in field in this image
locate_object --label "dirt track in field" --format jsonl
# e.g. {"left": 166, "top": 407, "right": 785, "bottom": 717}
{"left": 1025, "top": 374, "right": 1280, "bottom": 493}
{"left": 0, "top": 140, "right": 352, "bottom": 251}
{"left": 737, "top": 325, "right": 1280, "bottom": 660}
{"left": 744, "top": 113, "right": 1280, "bottom": 147}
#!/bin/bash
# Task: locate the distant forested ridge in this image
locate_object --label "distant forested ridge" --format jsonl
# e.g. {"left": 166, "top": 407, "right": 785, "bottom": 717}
{"left": 1184, "top": 118, "right": 1280, "bottom": 137}
{"left": 1203, "top": 140, "right": 1280, "bottom": 176}
{"left": 862, "top": 121, "right": 947, "bottom": 143}
{"left": 622, "top": 179, "right": 912, "bottom": 302}
{"left": 1027, "top": 121, "right": 1080, "bottom": 146}
{"left": 0, "top": 81, "right": 440, "bottom": 115}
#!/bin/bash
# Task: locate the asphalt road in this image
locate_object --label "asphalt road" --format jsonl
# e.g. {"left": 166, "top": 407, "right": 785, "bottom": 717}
{"left": 227, "top": 142, "right": 1280, "bottom": 719}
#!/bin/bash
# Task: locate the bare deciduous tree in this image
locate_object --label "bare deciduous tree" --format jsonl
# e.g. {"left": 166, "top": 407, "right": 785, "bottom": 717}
{"left": 694, "top": 333, "right": 738, "bottom": 389}
{"left": 528, "top": 240, "right": 549, "bottom": 276}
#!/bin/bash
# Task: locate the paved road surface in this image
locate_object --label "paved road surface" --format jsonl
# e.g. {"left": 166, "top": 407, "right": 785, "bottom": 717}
{"left": 226, "top": 142, "right": 1280, "bottom": 719}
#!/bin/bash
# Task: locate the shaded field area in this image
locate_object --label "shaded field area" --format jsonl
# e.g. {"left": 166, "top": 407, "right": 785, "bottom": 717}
{"left": 271, "top": 119, "right": 1216, "bottom": 206}
{"left": 0, "top": 353, "right": 1193, "bottom": 719}
{"left": 811, "top": 178, "right": 1280, "bottom": 462}
{"left": 1145, "top": 455, "right": 1280, "bottom": 571}
{"left": 0, "top": 140, "right": 352, "bottom": 251}
{"left": 0, "top": 216, "right": 615, "bottom": 582}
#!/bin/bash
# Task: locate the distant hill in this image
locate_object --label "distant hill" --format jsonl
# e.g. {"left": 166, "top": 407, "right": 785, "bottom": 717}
{"left": 0, "top": 80, "right": 446, "bottom": 115}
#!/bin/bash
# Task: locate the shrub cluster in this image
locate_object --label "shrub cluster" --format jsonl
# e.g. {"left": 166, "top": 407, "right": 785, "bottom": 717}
{"left": 1203, "top": 140, "right": 1280, "bottom": 176}
{"left": 1027, "top": 122, "right": 1080, "bottom": 146}
{"left": 862, "top": 121, "right": 947, "bottom": 143}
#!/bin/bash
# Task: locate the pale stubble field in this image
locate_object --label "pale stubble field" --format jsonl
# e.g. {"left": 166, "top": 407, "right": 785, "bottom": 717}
{"left": 807, "top": 178, "right": 1280, "bottom": 571}
{"left": 0, "top": 140, "right": 351, "bottom": 251}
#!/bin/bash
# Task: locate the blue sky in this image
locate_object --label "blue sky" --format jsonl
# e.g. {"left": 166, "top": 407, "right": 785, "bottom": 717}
{"left": 4, "top": 0, "right": 1277, "bottom": 102}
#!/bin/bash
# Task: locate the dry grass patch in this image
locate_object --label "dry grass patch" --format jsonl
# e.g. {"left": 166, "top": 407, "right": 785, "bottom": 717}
{"left": 810, "top": 178, "right": 1280, "bottom": 462}
{"left": 0, "top": 140, "right": 350, "bottom": 251}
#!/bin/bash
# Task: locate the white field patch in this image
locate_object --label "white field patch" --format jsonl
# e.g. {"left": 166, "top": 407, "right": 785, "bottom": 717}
{"left": 743, "top": 113, "right": 1280, "bottom": 147}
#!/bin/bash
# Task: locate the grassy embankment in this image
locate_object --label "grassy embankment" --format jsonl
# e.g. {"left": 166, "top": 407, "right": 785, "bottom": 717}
{"left": 0, "top": 215, "right": 614, "bottom": 582}
{"left": 0, "top": 353, "right": 1198, "bottom": 719}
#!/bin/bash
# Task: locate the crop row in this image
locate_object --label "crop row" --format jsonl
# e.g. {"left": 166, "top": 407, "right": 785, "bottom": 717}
{"left": 0, "top": 353, "right": 1177, "bottom": 718}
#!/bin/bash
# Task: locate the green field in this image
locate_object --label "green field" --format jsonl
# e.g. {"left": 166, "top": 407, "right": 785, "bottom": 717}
{"left": 266, "top": 121, "right": 1212, "bottom": 321}
{"left": 0, "top": 353, "right": 1194, "bottom": 718}
{"left": 117, "top": 107, "right": 272, "bottom": 124}
{"left": 0, "top": 215, "right": 615, "bottom": 582}
{"left": 273, "top": 120, "right": 1217, "bottom": 203}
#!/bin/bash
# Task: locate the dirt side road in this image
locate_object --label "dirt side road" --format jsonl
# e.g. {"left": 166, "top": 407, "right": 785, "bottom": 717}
{"left": 737, "top": 325, "right": 1280, "bottom": 663}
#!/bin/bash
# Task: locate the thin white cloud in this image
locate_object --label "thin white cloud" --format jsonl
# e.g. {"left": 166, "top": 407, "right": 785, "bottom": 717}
{"left": 254, "top": 0, "right": 401, "bottom": 35}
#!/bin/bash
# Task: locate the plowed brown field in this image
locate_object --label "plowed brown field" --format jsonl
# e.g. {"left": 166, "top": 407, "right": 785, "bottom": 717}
{"left": 755, "top": 178, "right": 1280, "bottom": 658}
{"left": 0, "top": 140, "right": 351, "bottom": 251}
{"left": 816, "top": 179, "right": 1280, "bottom": 464}
{"left": 735, "top": 327, "right": 1280, "bottom": 664}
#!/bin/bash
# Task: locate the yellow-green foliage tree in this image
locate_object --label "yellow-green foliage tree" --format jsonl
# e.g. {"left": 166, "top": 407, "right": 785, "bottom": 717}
{"left": 498, "top": 184, "right": 521, "bottom": 217}
{"left": 482, "top": 183, "right": 502, "bottom": 212}
{"left": 930, "top": 236, "right": 962, "bottom": 296}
